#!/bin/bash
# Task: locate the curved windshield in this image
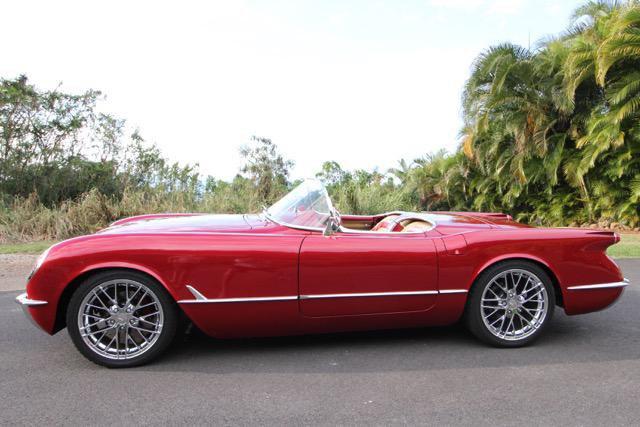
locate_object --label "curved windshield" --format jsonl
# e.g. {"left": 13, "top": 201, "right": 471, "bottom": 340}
{"left": 266, "top": 179, "right": 334, "bottom": 230}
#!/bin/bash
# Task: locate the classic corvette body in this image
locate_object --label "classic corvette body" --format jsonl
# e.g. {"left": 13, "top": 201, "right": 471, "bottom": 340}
{"left": 17, "top": 180, "right": 629, "bottom": 367}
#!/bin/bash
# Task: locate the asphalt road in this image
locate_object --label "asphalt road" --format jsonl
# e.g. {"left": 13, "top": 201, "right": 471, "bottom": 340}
{"left": 1, "top": 260, "right": 639, "bottom": 426}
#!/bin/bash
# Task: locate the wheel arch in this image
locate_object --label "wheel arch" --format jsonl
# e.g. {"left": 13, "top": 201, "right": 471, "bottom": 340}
{"left": 471, "top": 256, "right": 564, "bottom": 308}
{"left": 53, "top": 264, "right": 178, "bottom": 334}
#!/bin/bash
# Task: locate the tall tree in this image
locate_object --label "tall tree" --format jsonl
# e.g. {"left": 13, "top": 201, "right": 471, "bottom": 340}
{"left": 240, "top": 136, "right": 294, "bottom": 204}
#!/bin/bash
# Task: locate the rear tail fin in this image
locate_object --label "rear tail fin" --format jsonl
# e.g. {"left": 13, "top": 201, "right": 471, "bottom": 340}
{"left": 581, "top": 230, "right": 620, "bottom": 252}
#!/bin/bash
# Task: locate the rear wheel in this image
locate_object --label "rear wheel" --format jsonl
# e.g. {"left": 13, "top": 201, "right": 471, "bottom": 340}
{"left": 465, "top": 261, "right": 555, "bottom": 347}
{"left": 66, "top": 270, "right": 178, "bottom": 368}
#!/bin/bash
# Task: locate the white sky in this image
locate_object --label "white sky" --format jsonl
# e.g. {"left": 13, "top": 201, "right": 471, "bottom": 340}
{"left": 1, "top": 0, "right": 583, "bottom": 180}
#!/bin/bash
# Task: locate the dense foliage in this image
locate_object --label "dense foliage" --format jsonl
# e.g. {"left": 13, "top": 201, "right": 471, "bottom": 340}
{"left": 322, "top": 0, "right": 640, "bottom": 227}
{"left": 1, "top": 0, "right": 639, "bottom": 242}
{"left": 0, "top": 75, "right": 200, "bottom": 206}
{"left": 456, "top": 0, "right": 640, "bottom": 227}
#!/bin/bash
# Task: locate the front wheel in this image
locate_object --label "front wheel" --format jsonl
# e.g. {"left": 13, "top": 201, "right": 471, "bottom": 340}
{"left": 465, "top": 261, "right": 555, "bottom": 347}
{"left": 66, "top": 270, "right": 178, "bottom": 368}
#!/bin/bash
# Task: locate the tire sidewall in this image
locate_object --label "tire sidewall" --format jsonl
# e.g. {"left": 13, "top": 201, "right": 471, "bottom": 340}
{"left": 66, "top": 270, "right": 178, "bottom": 368}
{"left": 465, "top": 260, "right": 555, "bottom": 348}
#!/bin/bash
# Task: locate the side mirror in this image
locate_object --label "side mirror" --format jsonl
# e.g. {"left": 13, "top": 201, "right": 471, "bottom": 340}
{"left": 323, "top": 215, "right": 340, "bottom": 237}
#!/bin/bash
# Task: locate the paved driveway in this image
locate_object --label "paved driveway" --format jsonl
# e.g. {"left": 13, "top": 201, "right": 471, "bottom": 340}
{"left": 1, "top": 260, "right": 639, "bottom": 425}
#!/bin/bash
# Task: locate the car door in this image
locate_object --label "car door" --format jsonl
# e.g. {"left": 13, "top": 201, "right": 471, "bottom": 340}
{"left": 298, "top": 231, "right": 438, "bottom": 317}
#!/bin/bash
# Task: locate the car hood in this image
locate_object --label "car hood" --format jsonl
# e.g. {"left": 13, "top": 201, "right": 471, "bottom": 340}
{"left": 99, "top": 213, "right": 270, "bottom": 234}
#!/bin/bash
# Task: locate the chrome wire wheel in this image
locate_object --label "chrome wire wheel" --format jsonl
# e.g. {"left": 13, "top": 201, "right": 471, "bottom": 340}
{"left": 480, "top": 269, "right": 549, "bottom": 341}
{"left": 77, "top": 279, "right": 164, "bottom": 360}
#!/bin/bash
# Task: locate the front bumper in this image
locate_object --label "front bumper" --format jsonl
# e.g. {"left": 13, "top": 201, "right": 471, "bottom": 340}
{"left": 15, "top": 293, "right": 48, "bottom": 330}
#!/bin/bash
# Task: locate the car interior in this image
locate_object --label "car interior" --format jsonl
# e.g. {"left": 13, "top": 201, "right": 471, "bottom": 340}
{"left": 340, "top": 213, "right": 433, "bottom": 233}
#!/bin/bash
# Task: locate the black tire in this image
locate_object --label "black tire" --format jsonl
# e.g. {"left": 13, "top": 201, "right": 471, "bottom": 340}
{"left": 464, "top": 260, "right": 555, "bottom": 348}
{"left": 66, "top": 269, "right": 178, "bottom": 368}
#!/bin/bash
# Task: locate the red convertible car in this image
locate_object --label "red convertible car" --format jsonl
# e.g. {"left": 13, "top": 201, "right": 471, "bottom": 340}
{"left": 17, "top": 180, "right": 629, "bottom": 367}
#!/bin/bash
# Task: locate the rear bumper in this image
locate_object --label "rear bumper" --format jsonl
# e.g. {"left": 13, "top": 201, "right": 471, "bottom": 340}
{"left": 564, "top": 278, "right": 630, "bottom": 315}
{"left": 567, "top": 278, "right": 629, "bottom": 291}
{"left": 15, "top": 293, "right": 48, "bottom": 331}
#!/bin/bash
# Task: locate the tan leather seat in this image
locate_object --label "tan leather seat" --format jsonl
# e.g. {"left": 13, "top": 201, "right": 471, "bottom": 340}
{"left": 402, "top": 220, "right": 431, "bottom": 232}
{"left": 371, "top": 215, "right": 432, "bottom": 232}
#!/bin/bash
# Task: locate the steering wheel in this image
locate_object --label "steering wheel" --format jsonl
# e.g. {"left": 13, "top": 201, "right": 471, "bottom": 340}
{"left": 390, "top": 213, "right": 427, "bottom": 232}
{"left": 372, "top": 213, "right": 417, "bottom": 232}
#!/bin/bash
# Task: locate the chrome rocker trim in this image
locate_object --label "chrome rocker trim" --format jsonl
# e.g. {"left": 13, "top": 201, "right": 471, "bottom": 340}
{"left": 178, "top": 285, "right": 298, "bottom": 304}
{"left": 178, "top": 286, "right": 467, "bottom": 304}
{"left": 299, "top": 290, "right": 438, "bottom": 300}
{"left": 567, "top": 279, "right": 630, "bottom": 291}
{"left": 179, "top": 296, "right": 299, "bottom": 304}
{"left": 438, "top": 289, "right": 468, "bottom": 294}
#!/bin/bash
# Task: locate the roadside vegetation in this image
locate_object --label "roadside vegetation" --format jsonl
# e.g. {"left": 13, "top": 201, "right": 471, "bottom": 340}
{"left": 1, "top": 0, "right": 639, "bottom": 246}
{"left": 608, "top": 233, "right": 640, "bottom": 258}
{"left": 0, "top": 241, "right": 52, "bottom": 255}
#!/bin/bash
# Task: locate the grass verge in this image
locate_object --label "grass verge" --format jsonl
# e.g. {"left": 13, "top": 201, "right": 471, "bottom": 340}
{"left": 608, "top": 233, "right": 640, "bottom": 259}
{"left": 0, "top": 241, "right": 53, "bottom": 255}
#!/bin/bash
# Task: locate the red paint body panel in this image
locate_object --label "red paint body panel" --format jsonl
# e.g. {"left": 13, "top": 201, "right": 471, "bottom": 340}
{"left": 439, "top": 228, "right": 624, "bottom": 315}
{"left": 23, "top": 211, "right": 627, "bottom": 338}
{"left": 299, "top": 233, "right": 438, "bottom": 316}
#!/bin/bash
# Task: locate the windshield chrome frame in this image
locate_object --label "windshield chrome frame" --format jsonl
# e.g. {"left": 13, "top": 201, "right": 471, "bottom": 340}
{"left": 263, "top": 179, "right": 336, "bottom": 232}
{"left": 263, "top": 210, "right": 331, "bottom": 232}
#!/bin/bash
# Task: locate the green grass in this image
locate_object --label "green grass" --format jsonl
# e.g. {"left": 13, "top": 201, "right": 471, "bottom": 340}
{"left": 608, "top": 233, "right": 640, "bottom": 259}
{"left": 0, "top": 241, "right": 53, "bottom": 254}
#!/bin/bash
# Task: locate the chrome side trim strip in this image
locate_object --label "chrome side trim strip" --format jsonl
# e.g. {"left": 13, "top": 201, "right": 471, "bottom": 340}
{"left": 567, "top": 279, "right": 629, "bottom": 291}
{"left": 299, "top": 290, "right": 439, "bottom": 300}
{"left": 15, "top": 293, "right": 47, "bottom": 306}
{"left": 179, "top": 285, "right": 299, "bottom": 304}
{"left": 186, "top": 285, "right": 208, "bottom": 301}
{"left": 178, "top": 287, "right": 468, "bottom": 304}
{"left": 178, "top": 295, "right": 298, "bottom": 304}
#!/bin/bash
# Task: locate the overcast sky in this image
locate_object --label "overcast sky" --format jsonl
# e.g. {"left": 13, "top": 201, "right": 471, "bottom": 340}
{"left": 2, "top": 0, "right": 584, "bottom": 180}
